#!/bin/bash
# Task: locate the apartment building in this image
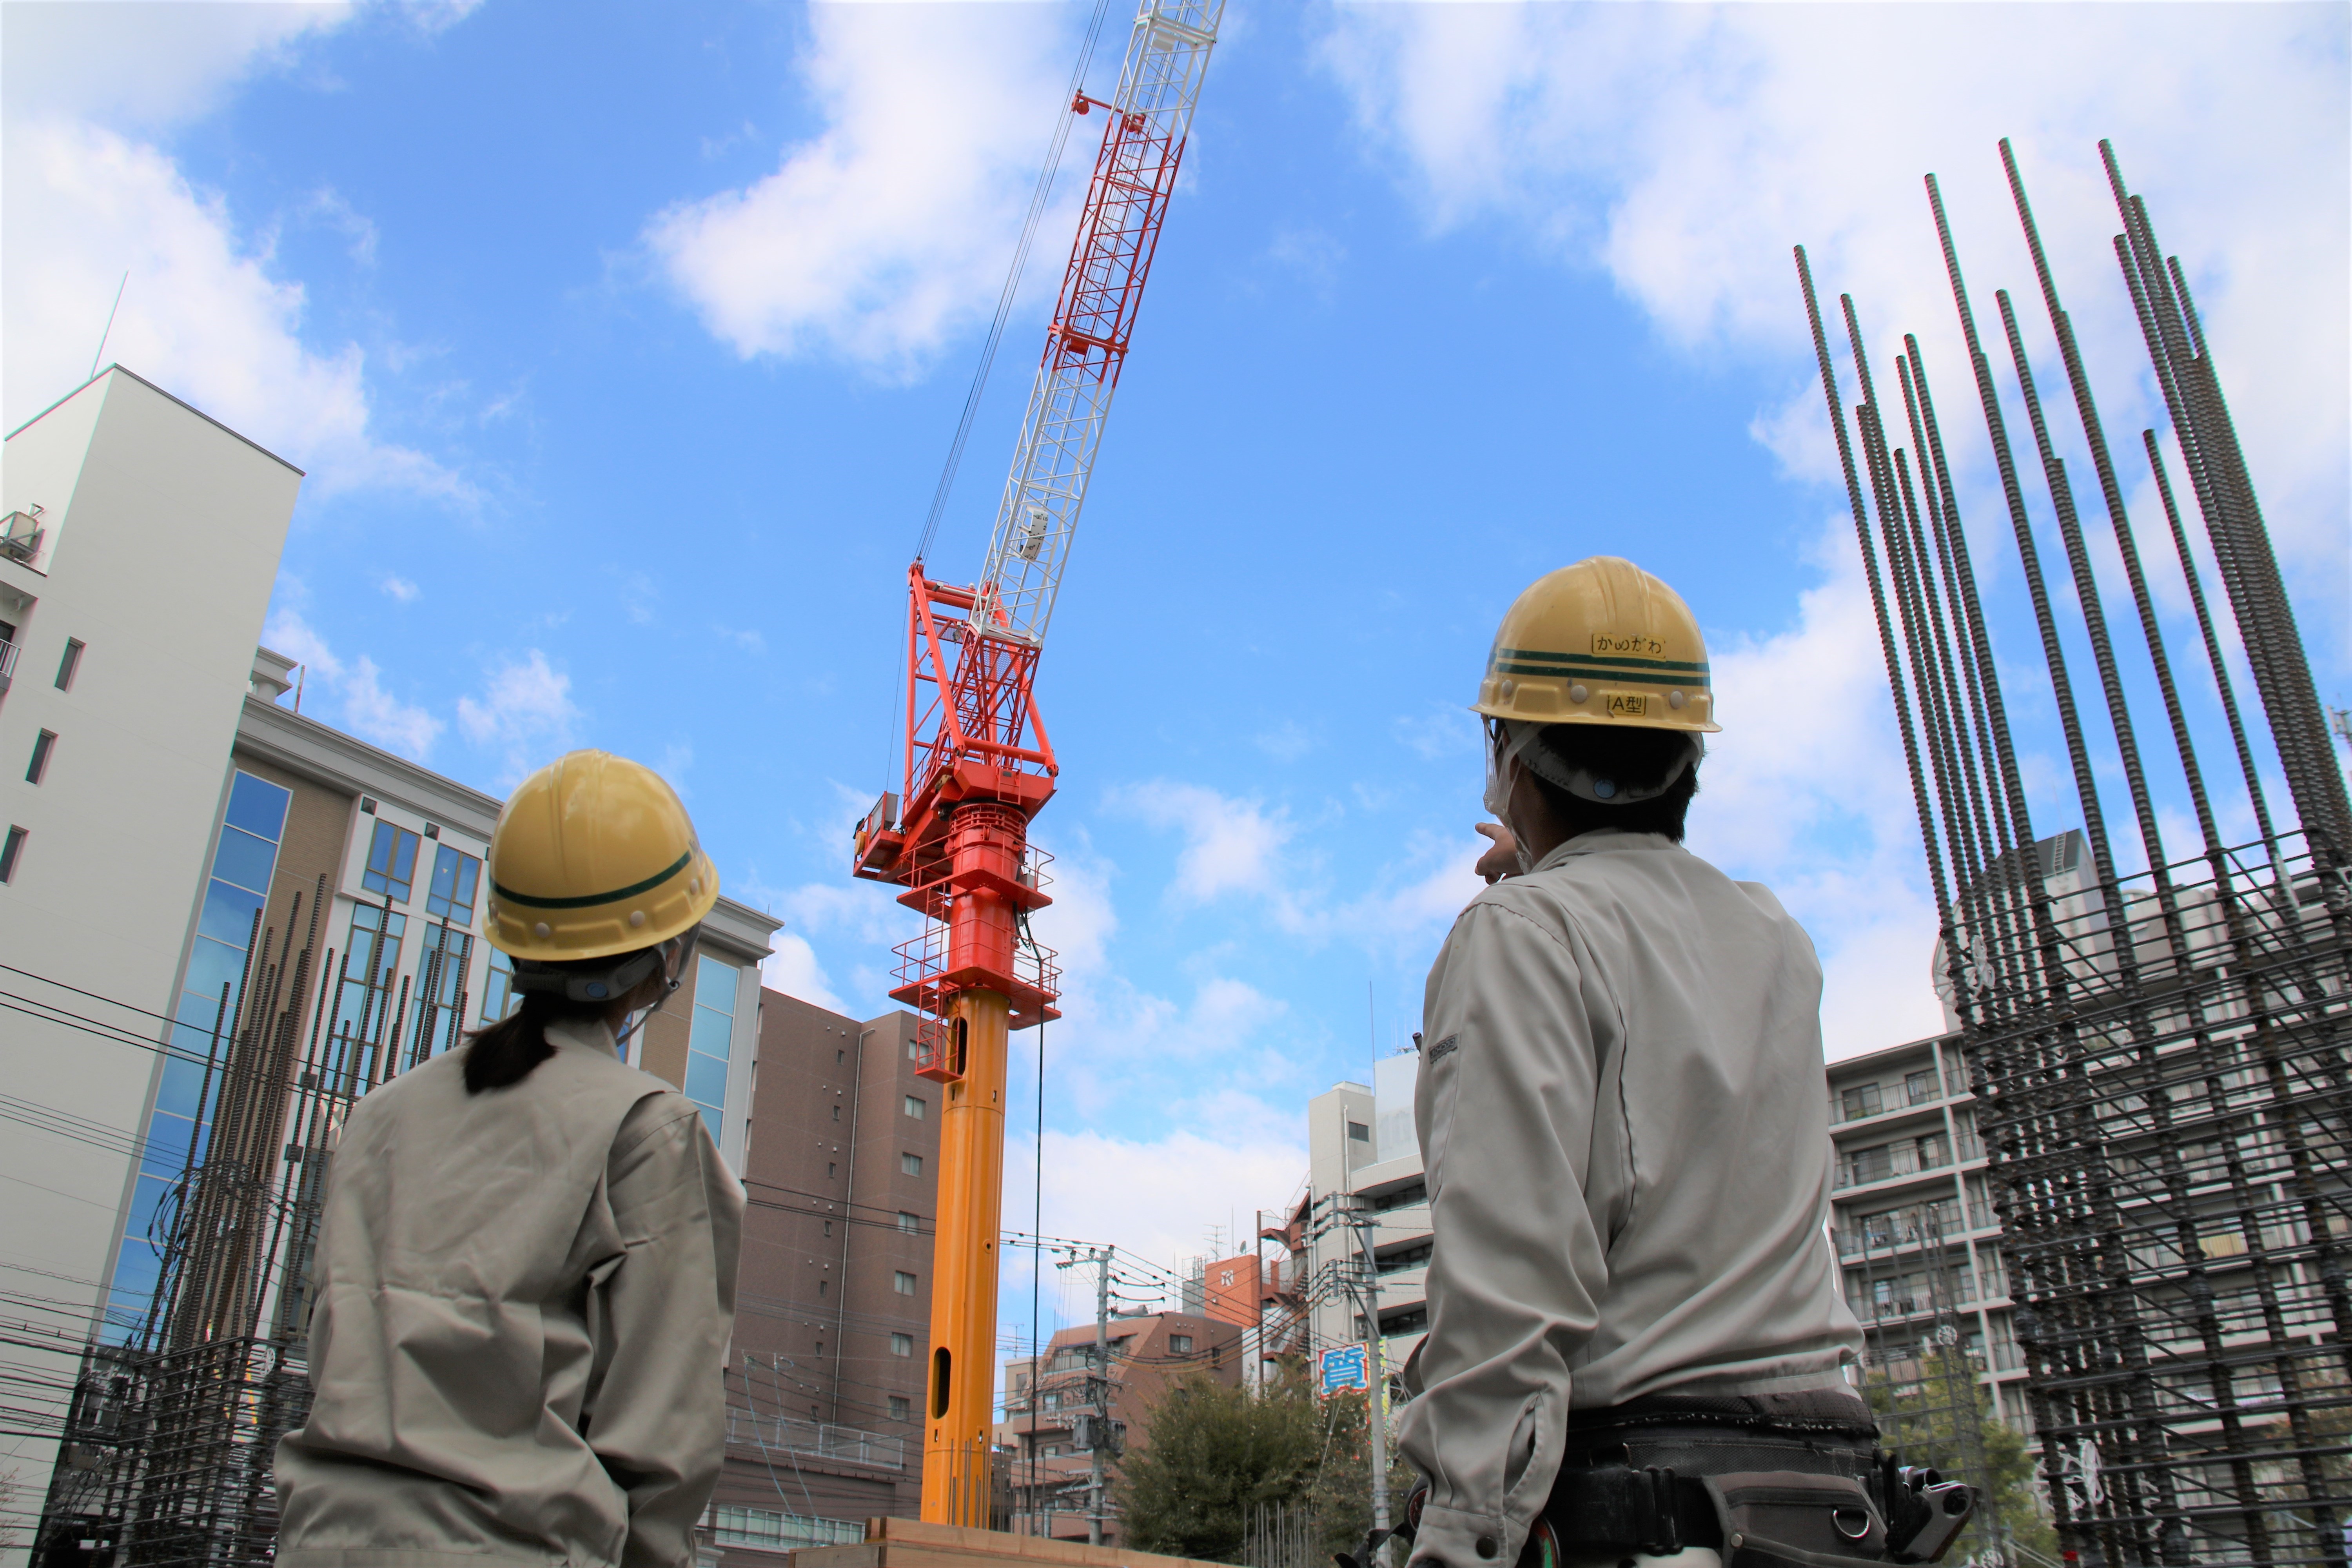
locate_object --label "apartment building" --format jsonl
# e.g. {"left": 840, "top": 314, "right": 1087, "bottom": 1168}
{"left": 1824, "top": 1034, "right": 2027, "bottom": 1426}
{"left": 998, "top": 1310, "right": 1246, "bottom": 1544}
{"left": 2, "top": 367, "right": 303, "bottom": 1562}
{"left": 710, "top": 996, "right": 940, "bottom": 1558}
{"left": 1293, "top": 1056, "right": 1433, "bottom": 1388}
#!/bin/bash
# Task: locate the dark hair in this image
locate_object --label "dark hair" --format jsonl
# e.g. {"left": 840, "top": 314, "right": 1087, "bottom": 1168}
{"left": 462, "top": 947, "right": 668, "bottom": 1094}
{"left": 1524, "top": 723, "right": 1702, "bottom": 844}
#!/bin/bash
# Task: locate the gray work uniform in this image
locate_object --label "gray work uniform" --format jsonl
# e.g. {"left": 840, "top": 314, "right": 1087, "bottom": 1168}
{"left": 276, "top": 1018, "right": 744, "bottom": 1568}
{"left": 1397, "top": 829, "right": 1862, "bottom": 1568}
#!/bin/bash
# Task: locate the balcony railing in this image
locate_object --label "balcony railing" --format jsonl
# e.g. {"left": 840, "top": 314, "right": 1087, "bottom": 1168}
{"left": 725, "top": 1408, "right": 905, "bottom": 1470}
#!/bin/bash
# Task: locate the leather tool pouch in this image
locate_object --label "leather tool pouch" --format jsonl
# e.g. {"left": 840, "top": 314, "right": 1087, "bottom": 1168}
{"left": 1702, "top": 1470, "right": 1890, "bottom": 1568}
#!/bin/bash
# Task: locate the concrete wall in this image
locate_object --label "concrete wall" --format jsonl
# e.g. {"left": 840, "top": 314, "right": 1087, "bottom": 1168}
{"left": 0, "top": 369, "right": 301, "bottom": 1563}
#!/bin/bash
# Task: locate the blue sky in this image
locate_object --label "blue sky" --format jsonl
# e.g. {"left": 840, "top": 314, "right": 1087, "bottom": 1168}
{"left": 5, "top": 1, "right": 2345, "bottom": 1321}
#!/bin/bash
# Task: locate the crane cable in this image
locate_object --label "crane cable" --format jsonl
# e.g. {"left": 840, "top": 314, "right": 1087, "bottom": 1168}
{"left": 913, "top": 0, "right": 1117, "bottom": 568}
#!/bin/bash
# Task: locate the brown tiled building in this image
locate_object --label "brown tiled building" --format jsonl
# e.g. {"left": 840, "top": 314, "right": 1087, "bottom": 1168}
{"left": 709, "top": 994, "right": 946, "bottom": 1560}
{"left": 997, "top": 1311, "right": 1246, "bottom": 1544}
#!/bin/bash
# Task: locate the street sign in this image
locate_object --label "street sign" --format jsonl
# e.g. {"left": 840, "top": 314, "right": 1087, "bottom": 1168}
{"left": 1319, "top": 1344, "right": 1369, "bottom": 1396}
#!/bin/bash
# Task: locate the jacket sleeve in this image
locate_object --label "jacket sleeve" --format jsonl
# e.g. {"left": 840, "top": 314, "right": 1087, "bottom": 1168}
{"left": 585, "top": 1096, "right": 746, "bottom": 1568}
{"left": 1397, "top": 898, "right": 1610, "bottom": 1568}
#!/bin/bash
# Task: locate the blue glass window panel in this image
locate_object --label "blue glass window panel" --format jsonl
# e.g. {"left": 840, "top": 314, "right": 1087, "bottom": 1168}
{"left": 225, "top": 772, "right": 291, "bottom": 841}
{"left": 426, "top": 846, "right": 480, "bottom": 924}
{"left": 481, "top": 949, "right": 517, "bottom": 1022}
{"left": 695, "top": 955, "right": 737, "bottom": 1018}
{"left": 697, "top": 1102, "right": 722, "bottom": 1141}
{"left": 363, "top": 821, "right": 419, "bottom": 901}
{"left": 154, "top": 1054, "right": 214, "bottom": 1119}
{"left": 143, "top": 1112, "right": 196, "bottom": 1174}
{"left": 225, "top": 773, "right": 290, "bottom": 841}
{"left": 210, "top": 826, "right": 277, "bottom": 895}
{"left": 123, "top": 1171, "right": 170, "bottom": 1246}
{"left": 684, "top": 1050, "right": 729, "bottom": 1109}
{"left": 108, "top": 1233, "right": 163, "bottom": 1315}
{"left": 198, "top": 881, "right": 266, "bottom": 946}
{"left": 688, "top": 1004, "right": 733, "bottom": 1065}
{"left": 183, "top": 937, "right": 249, "bottom": 1011}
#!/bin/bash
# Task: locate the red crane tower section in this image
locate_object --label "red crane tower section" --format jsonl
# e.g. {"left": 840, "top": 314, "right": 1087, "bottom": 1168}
{"left": 850, "top": 0, "right": 1222, "bottom": 1525}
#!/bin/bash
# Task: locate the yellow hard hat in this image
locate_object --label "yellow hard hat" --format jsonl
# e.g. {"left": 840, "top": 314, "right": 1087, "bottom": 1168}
{"left": 1473, "top": 557, "right": 1720, "bottom": 733}
{"left": 485, "top": 750, "right": 720, "bottom": 962}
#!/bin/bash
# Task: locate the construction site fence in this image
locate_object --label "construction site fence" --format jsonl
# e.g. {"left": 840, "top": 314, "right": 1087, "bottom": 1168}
{"left": 1241, "top": 1500, "right": 1325, "bottom": 1568}
{"left": 924, "top": 1441, "right": 1014, "bottom": 1532}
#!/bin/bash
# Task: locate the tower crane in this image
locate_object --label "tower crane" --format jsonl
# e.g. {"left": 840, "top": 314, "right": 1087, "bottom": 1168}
{"left": 848, "top": 0, "right": 1223, "bottom": 1528}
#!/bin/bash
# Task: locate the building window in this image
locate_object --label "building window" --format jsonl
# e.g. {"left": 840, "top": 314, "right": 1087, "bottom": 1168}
{"left": 894, "top": 1271, "right": 917, "bottom": 1295}
{"left": 482, "top": 947, "right": 519, "bottom": 1022}
{"left": 362, "top": 819, "right": 422, "bottom": 902}
{"left": 831, "top": 1104, "right": 840, "bottom": 1122}
{"left": 108, "top": 771, "right": 290, "bottom": 1337}
{"left": 407, "top": 924, "right": 474, "bottom": 1070}
{"left": 822, "top": 1220, "right": 833, "bottom": 1238}
{"left": 0, "top": 825, "right": 24, "bottom": 883}
{"left": 25, "top": 730, "right": 56, "bottom": 784}
{"left": 817, "top": 1279, "right": 828, "bottom": 1298}
{"left": 55, "top": 638, "right": 83, "bottom": 691}
{"left": 891, "top": 1332, "right": 914, "bottom": 1356}
{"left": 330, "top": 903, "right": 408, "bottom": 1082}
{"left": 901, "top": 1152, "right": 923, "bottom": 1176}
{"left": 684, "top": 954, "right": 739, "bottom": 1140}
{"left": 425, "top": 843, "right": 480, "bottom": 924}
{"left": 889, "top": 1396, "right": 911, "bottom": 1421}
{"left": 904, "top": 1094, "right": 926, "bottom": 1120}
{"left": 1169, "top": 1334, "right": 1194, "bottom": 1354}
{"left": 1842, "top": 1083, "right": 1883, "bottom": 1121}
{"left": 1904, "top": 1069, "right": 1939, "bottom": 1106}
{"left": 827, "top": 1162, "right": 837, "bottom": 1179}
{"left": 1347, "top": 1120, "right": 1370, "bottom": 1142}
{"left": 907, "top": 1038, "right": 919, "bottom": 1061}
{"left": 898, "top": 1211, "right": 920, "bottom": 1233}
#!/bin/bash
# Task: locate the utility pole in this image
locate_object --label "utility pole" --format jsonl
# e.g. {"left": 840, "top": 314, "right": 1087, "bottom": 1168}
{"left": 1090, "top": 1245, "right": 1110, "bottom": 1545}
{"left": 1056, "top": 1245, "right": 1116, "bottom": 1546}
{"left": 1316, "top": 1194, "right": 1393, "bottom": 1567}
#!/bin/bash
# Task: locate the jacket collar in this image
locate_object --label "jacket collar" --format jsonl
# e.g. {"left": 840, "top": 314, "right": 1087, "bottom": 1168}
{"left": 1528, "top": 827, "right": 1681, "bottom": 875}
{"left": 544, "top": 1016, "right": 624, "bottom": 1061}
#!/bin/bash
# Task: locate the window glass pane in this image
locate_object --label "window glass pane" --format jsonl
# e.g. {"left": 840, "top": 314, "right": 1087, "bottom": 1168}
{"left": 482, "top": 948, "right": 518, "bottom": 1022}
{"left": 684, "top": 1050, "right": 729, "bottom": 1108}
{"left": 426, "top": 845, "right": 481, "bottom": 923}
{"left": 696, "top": 1102, "right": 721, "bottom": 1141}
{"left": 224, "top": 772, "right": 291, "bottom": 841}
{"left": 154, "top": 1053, "right": 213, "bottom": 1119}
{"left": 695, "top": 955, "right": 737, "bottom": 1016}
{"left": 142, "top": 1111, "right": 197, "bottom": 1174}
{"left": 363, "top": 821, "right": 419, "bottom": 901}
{"left": 183, "top": 935, "right": 249, "bottom": 1009}
{"left": 210, "top": 825, "right": 277, "bottom": 894}
{"left": 689, "top": 1003, "right": 733, "bottom": 1064}
{"left": 197, "top": 881, "right": 266, "bottom": 946}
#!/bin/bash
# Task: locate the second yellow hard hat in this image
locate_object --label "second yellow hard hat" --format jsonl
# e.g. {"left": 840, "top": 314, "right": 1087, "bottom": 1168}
{"left": 1473, "top": 556, "right": 1720, "bottom": 733}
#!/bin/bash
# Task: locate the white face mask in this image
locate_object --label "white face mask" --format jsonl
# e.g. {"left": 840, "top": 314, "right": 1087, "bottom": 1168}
{"left": 1483, "top": 721, "right": 1541, "bottom": 875}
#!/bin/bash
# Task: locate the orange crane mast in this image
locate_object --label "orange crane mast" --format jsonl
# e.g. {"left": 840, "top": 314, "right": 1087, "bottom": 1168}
{"left": 850, "top": 0, "right": 1223, "bottom": 1528}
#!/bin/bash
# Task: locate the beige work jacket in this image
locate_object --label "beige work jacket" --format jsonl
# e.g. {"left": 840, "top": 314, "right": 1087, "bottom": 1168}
{"left": 276, "top": 1018, "right": 744, "bottom": 1568}
{"left": 1397, "top": 830, "right": 1861, "bottom": 1568}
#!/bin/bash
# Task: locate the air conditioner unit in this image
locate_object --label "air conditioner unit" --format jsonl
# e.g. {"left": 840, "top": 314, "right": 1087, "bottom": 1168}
{"left": 0, "top": 508, "right": 44, "bottom": 564}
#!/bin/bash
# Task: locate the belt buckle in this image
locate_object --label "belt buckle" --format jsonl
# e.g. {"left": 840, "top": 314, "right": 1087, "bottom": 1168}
{"left": 1642, "top": 1467, "right": 1683, "bottom": 1558}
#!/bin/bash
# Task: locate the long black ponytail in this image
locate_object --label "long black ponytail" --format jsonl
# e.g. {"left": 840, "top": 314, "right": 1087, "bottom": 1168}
{"left": 461, "top": 943, "right": 675, "bottom": 1094}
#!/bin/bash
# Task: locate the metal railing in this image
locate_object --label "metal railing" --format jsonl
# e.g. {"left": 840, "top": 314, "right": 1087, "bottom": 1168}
{"left": 724, "top": 1408, "right": 906, "bottom": 1470}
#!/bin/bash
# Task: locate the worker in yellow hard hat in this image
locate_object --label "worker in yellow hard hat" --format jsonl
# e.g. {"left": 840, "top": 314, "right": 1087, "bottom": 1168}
{"left": 276, "top": 750, "right": 744, "bottom": 1568}
{"left": 1391, "top": 560, "right": 1922, "bottom": 1568}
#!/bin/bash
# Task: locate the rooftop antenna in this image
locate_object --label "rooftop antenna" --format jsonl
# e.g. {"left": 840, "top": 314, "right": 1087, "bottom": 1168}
{"left": 91, "top": 271, "right": 128, "bottom": 381}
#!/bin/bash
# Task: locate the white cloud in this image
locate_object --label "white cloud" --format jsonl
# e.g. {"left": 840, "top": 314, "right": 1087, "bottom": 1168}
{"left": 381, "top": 575, "right": 419, "bottom": 603}
{"left": 1, "top": 6, "right": 468, "bottom": 501}
{"left": 1319, "top": 5, "right": 2347, "bottom": 588}
{"left": 1007, "top": 1126, "right": 1308, "bottom": 1284}
{"left": 762, "top": 931, "right": 848, "bottom": 1014}
{"left": 457, "top": 651, "right": 580, "bottom": 782}
{"left": 643, "top": 2, "right": 1078, "bottom": 375}
{"left": 1112, "top": 781, "right": 1294, "bottom": 905}
{"left": 262, "top": 606, "right": 445, "bottom": 759}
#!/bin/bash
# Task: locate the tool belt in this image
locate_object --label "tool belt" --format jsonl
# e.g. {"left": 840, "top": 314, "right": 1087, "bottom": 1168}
{"left": 1395, "top": 1392, "right": 1973, "bottom": 1568}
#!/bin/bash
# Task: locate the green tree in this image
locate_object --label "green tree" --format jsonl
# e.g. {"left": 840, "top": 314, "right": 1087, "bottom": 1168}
{"left": 1863, "top": 1350, "right": 2056, "bottom": 1565}
{"left": 1115, "top": 1374, "right": 1414, "bottom": 1563}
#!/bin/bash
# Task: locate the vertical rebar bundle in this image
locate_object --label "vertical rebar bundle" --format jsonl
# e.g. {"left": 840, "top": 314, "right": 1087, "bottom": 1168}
{"left": 40, "top": 876, "right": 389, "bottom": 1568}
{"left": 1797, "top": 140, "right": 2351, "bottom": 1568}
